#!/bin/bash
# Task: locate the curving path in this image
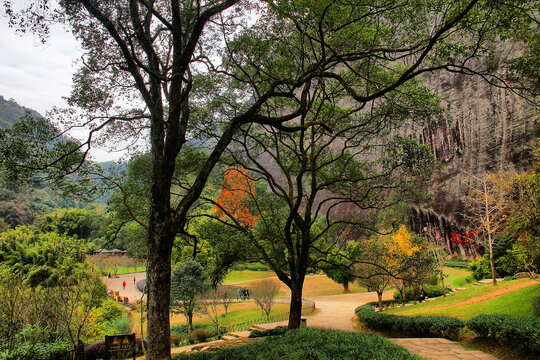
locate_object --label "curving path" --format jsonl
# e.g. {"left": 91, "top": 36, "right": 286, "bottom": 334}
{"left": 303, "top": 292, "right": 393, "bottom": 331}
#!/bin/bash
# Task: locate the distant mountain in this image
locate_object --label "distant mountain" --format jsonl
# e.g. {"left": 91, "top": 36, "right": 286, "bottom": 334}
{"left": 0, "top": 95, "right": 43, "bottom": 129}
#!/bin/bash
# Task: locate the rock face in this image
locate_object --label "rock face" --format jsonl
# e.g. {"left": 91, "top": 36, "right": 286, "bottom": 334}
{"left": 408, "top": 70, "right": 538, "bottom": 257}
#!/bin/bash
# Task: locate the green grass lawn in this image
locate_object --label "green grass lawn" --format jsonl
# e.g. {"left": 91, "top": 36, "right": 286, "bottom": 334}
{"left": 212, "top": 303, "right": 290, "bottom": 327}
{"left": 444, "top": 266, "right": 475, "bottom": 288}
{"left": 115, "top": 265, "right": 146, "bottom": 274}
{"left": 222, "top": 270, "right": 275, "bottom": 284}
{"left": 169, "top": 302, "right": 291, "bottom": 327}
{"left": 384, "top": 279, "right": 538, "bottom": 320}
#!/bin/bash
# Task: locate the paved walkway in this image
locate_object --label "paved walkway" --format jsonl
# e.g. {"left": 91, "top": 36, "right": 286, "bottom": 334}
{"left": 389, "top": 338, "right": 497, "bottom": 360}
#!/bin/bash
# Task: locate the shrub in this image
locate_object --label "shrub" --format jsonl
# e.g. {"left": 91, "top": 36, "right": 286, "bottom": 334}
{"left": 0, "top": 341, "right": 70, "bottom": 360}
{"left": 188, "top": 329, "right": 210, "bottom": 344}
{"left": 171, "top": 334, "right": 187, "bottom": 347}
{"left": 112, "top": 312, "right": 135, "bottom": 335}
{"left": 99, "top": 299, "right": 125, "bottom": 322}
{"left": 533, "top": 295, "right": 540, "bottom": 316}
{"left": 172, "top": 328, "right": 417, "bottom": 360}
{"left": 171, "top": 324, "right": 225, "bottom": 338}
{"left": 355, "top": 304, "right": 465, "bottom": 340}
{"left": 467, "top": 314, "right": 540, "bottom": 355}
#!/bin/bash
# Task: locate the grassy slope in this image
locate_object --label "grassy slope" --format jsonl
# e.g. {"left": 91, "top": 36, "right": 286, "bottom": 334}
{"left": 444, "top": 266, "right": 475, "bottom": 288}
{"left": 384, "top": 279, "right": 538, "bottom": 319}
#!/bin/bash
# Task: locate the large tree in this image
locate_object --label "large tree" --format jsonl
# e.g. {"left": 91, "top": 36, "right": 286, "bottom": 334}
{"left": 214, "top": 76, "right": 439, "bottom": 327}
{"left": 3, "top": 1, "right": 538, "bottom": 358}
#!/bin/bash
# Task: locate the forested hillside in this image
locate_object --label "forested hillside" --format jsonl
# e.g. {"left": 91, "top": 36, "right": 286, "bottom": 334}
{"left": 0, "top": 95, "right": 42, "bottom": 129}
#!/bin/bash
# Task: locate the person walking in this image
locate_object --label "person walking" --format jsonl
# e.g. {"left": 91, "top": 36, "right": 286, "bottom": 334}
{"left": 133, "top": 276, "right": 136, "bottom": 285}
{"left": 122, "top": 281, "right": 126, "bottom": 290}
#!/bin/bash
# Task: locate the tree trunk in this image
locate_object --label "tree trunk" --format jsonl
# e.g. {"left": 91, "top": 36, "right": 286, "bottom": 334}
{"left": 343, "top": 280, "right": 350, "bottom": 293}
{"left": 288, "top": 283, "right": 303, "bottom": 329}
{"left": 483, "top": 176, "right": 497, "bottom": 286}
{"left": 441, "top": 269, "right": 446, "bottom": 297}
{"left": 146, "top": 230, "right": 174, "bottom": 360}
{"left": 489, "top": 240, "right": 497, "bottom": 286}
{"left": 188, "top": 310, "right": 193, "bottom": 332}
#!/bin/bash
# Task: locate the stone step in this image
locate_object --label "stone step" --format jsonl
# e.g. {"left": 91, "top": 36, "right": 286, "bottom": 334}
{"left": 250, "top": 324, "right": 270, "bottom": 331}
{"left": 221, "top": 335, "right": 238, "bottom": 341}
{"left": 229, "top": 331, "right": 252, "bottom": 338}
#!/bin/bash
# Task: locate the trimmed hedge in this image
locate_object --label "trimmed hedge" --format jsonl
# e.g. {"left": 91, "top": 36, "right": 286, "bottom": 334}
{"left": 355, "top": 304, "right": 465, "bottom": 340}
{"left": 467, "top": 314, "right": 540, "bottom": 355}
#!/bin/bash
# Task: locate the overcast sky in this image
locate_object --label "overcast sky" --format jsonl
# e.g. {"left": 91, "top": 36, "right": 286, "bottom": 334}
{"left": 0, "top": 18, "right": 126, "bottom": 162}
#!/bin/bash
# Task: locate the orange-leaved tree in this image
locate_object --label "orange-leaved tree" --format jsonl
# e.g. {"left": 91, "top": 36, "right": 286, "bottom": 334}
{"left": 214, "top": 167, "right": 257, "bottom": 227}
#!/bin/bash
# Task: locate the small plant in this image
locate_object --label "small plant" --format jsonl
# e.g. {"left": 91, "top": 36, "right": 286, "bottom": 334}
{"left": 171, "top": 334, "right": 185, "bottom": 347}
{"left": 112, "top": 312, "right": 135, "bottom": 335}
{"left": 187, "top": 329, "right": 210, "bottom": 344}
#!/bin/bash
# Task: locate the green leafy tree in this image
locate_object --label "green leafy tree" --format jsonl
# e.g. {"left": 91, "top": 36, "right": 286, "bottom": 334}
{"left": 3, "top": 1, "right": 539, "bottom": 357}
{"left": 170, "top": 261, "right": 208, "bottom": 333}
{"left": 220, "top": 87, "right": 437, "bottom": 326}
{"left": 34, "top": 208, "right": 108, "bottom": 242}
{"left": 355, "top": 239, "right": 393, "bottom": 308}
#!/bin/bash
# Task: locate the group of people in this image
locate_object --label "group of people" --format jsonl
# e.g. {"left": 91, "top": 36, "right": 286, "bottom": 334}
{"left": 418, "top": 290, "right": 428, "bottom": 302}
{"left": 237, "top": 288, "right": 251, "bottom": 300}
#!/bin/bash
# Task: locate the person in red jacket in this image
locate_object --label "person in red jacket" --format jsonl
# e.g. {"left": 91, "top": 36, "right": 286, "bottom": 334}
{"left": 122, "top": 281, "right": 126, "bottom": 290}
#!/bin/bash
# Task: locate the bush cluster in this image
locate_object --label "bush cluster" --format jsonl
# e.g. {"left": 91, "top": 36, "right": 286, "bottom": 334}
{"left": 172, "top": 328, "right": 417, "bottom": 359}
{"left": 355, "top": 305, "right": 465, "bottom": 340}
{"left": 249, "top": 326, "right": 288, "bottom": 338}
{"left": 393, "top": 285, "right": 450, "bottom": 301}
{"left": 467, "top": 314, "right": 540, "bottom": 355}
{"left": 0, "top": 340, "right": 70, "bottom": 360}
{"left": 171, "top": 324, "right": 225, "bottom": 338}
